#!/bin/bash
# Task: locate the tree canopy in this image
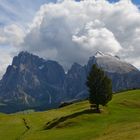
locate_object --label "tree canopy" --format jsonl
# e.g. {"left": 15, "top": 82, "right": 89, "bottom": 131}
{"left": 86, "top": 64, "right": 112, "bottom": 112}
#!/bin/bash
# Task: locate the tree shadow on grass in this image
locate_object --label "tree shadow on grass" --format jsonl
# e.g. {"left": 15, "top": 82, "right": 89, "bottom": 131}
{"left": 44, "top": 109, "right": 99, "bottom": 130}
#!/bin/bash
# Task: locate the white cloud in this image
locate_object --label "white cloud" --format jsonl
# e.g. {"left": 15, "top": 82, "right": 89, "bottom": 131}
{"left": 72, "top": 21, "right": 121, "bottom": 53}
{"left": 21, "top": 0, "right": 140, "bottom": 70}
{"left": 0, "top": 24, "right": 25, "bottom": 46}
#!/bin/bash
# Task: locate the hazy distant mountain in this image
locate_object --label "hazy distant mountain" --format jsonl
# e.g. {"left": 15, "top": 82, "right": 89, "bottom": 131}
{"left": 0, "top": 51, "right": 140, "bottom": 113}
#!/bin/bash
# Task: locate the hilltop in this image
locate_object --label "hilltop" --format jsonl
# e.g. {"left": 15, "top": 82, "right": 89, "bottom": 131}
{"left": 0, "top": 89, "right": 140, "bottom": 140}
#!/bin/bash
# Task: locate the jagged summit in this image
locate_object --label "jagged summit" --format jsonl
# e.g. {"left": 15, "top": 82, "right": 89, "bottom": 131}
{"left": 71, "top": 62, "right": 82, "bottom": 69}
{"left": 0, "top": 51, "right": 65, "bottom": 113}
{"left": 12, "top": 51, "right": 44, "bottom": 66}
{"left": 18, "top": 51, "right": 31, "bottom": 56}
{"left": 90, "top": 51, "right": 116, "bottom": 61}
{"left": 95, "top": 51, "right": 120, "bottom": 60}
{"left": 95, "top": 51, "right": 105, "bottom": 57}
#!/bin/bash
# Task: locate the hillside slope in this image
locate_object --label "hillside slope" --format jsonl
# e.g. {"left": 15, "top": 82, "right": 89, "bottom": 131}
{"left": 0, "top": 90, "right": 140, "bottom": 140}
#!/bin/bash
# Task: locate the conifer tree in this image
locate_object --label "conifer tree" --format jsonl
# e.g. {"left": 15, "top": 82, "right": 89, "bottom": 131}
{"left": 86, "top": 64, "right": 112, "bottom": 112}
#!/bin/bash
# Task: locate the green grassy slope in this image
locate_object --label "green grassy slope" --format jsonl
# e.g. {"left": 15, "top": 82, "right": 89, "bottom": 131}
{"left": 0, "top": 90, "right": 140, "bottom": 140}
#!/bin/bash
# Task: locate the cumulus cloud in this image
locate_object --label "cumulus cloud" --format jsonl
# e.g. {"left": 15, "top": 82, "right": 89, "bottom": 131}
{"left": 21, "top": 0, "right": 140, "bottom": 70}
{"left": 72, "top": 21, "right": 121, "bottom": 53}
{"left": 1, "top": 0, "right": 140, "bottom": 77}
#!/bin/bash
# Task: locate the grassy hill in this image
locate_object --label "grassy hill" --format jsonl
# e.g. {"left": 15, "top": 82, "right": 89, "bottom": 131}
{"left": 0, "top": 90, "right": 140, "bottom": 140}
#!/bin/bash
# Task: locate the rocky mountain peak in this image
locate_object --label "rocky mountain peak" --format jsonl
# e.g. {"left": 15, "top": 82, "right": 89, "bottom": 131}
{"left": 0, "top": 52, "right": 66, "bottom": 113}
{"left": 68, "top": 63, "right": 83, "bottom": 73}
{"left": 95, "top": 51, "right": 105, "bottom": 57}
{"left": 88, "top": 52, "right": 138, "bottom": 74}
{"left": 12, "top": 51, "right": 44, "bottom": 67}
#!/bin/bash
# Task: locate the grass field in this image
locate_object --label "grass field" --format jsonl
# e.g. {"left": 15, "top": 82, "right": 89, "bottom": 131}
{"left": 0, "top": 90, "right": 140, "bottom": 140}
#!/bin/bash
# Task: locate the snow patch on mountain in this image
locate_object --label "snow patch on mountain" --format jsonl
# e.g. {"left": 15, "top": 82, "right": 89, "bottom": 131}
{"left": 93, "top": 51, "right": 138, "bottom": 73}
{"left": 39, "top": 65, "right": 44, "bottom": 70}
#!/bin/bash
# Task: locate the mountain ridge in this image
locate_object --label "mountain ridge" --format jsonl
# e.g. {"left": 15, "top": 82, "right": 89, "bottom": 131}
{"left": 0, "top": 51, "right": 140, "bottom": 113}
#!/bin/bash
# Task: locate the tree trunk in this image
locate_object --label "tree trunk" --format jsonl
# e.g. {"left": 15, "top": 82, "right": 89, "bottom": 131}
{"left": 96, "top": 104, "right": 100, "bottom": 113}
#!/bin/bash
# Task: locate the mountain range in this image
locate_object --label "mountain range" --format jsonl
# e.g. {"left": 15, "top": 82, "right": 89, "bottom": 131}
{"left": 0, "top": 51, "right": 140, "bottom": 113}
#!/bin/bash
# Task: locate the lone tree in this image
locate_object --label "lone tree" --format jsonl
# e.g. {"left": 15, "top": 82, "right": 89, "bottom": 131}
{"left": 86, "top": 64, "right": 112, "bottom": 112}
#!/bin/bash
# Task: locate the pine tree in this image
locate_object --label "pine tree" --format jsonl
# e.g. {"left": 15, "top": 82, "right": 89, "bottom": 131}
{"left": 86, "top": 64, "right": 112, "bottom": 112}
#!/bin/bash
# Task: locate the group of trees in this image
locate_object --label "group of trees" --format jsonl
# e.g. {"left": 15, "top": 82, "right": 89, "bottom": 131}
{"left": 86, "top": 64, "right": 112, "bottom": 112}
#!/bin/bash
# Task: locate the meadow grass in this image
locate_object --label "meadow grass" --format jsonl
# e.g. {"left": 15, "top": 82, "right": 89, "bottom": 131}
{"left": 0, "top": 90, "right": 140, "bottom": 140}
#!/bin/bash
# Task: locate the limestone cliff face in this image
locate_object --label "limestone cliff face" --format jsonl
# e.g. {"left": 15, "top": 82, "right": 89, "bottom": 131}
{"left": 0, "top": 52, "right": 65, "bottom": 112}
{"left": 63, "top": 63, "right": 87, "bottom": 101}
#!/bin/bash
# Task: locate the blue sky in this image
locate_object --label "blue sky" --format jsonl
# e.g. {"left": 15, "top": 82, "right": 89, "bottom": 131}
{"left": 0, "top": 0, "right": 139, "bottom": 27}
{"left": 109, "top": 0, "right": 140, "bottom": 5}
{"left": 128, "top": 0, "right": 140, "bottom": 5}
{"left": 0, "top": 0, "right": 56, "bottom": 27}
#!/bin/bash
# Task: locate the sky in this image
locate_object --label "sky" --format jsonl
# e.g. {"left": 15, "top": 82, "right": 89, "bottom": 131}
{"left": 109, "top": 0, "right": 140, "bottom": 4}
{"left": 0, "top": 0, "right": 140, "bottom": 78}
